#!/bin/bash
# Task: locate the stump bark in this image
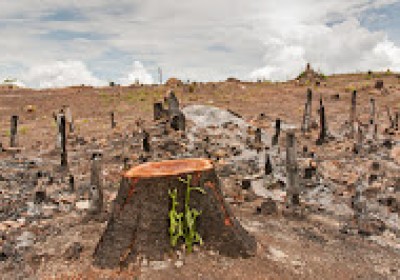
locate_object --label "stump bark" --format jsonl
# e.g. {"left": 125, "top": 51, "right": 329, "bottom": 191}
{"left": 93, "top": 158, "right": 256, "bottom": 268}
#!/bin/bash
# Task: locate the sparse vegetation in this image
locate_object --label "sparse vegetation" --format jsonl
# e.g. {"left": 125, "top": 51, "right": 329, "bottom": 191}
{"left": 169, "top": 175, "right": 205, "bottom": 253}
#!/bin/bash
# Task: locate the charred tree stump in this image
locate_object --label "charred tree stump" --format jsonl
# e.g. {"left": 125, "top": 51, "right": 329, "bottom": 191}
{"left": 375, "top": 79, "right": 384, "bottom": 90}
{"left": 68, "top": 174, "right": 75, "bottom": 192}
{"left": 286, "top": 132, "right": 300, "bottom": 206}
{"left": 255, "top": 128, "right": 262, "bottom": 151}
{"left": 142, "top": 130, "right": 150, "bottom": 152}
{"left": 368, "top": 98, "right": 377, "bottom": 140}
{"left": 301, "top": 89, "right": 313, "bottom": 133}
{"left": 93, "top": 158, "right": 256, "bottom": 268}
{"left": 166, "top": 90, "right": 180, "bottom": 117}
{"left": 153, "top": 102, "right": 164, "bottom": 121}
{"left": 59, "top": 115, "right": 68, "bottom": 168}
{"left": 111, "top": 112, "right": 116, "bottom": 129}
{"left": 10, "top": 115, "right": 18, "bottom": 148}
{"left": 89, "top": 153, "right": 103, "bottom": 214}
{"left": 264, "top": 152, "right": 273, "bottom": 175}
{"left": 272, "top": 119, "right": 281, "bottom": 146}
{"left": 386, "top": 106, "right": 395, "bottom": 130}
{"left": 316, "top": 105, "right": 326, "bottom": 145}
{"left": 171, "top": 112, "right": 186, "bottom": 131}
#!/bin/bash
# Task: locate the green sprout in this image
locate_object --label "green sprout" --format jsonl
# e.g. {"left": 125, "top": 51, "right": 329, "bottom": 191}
{"left": 168, "top": 188, "right": 184, "bottom": 247}
{"left": 168, "top": 174, "right": 206, "bottom": 253}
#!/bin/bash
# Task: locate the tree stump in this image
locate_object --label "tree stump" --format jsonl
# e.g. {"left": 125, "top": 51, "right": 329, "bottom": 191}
{"left": 93, "top": 158, "right": 256, "bottom": 268}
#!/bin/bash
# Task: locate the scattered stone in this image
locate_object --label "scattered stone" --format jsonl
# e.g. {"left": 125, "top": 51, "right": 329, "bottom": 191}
{"left": 257, "top": 198, "right": 278, "bottom": 215}
{"left": 64, "top": 242, "right": 83, "bottom": 260}
{"left": 358, "top": 217, "right": 386, "bottom": 236}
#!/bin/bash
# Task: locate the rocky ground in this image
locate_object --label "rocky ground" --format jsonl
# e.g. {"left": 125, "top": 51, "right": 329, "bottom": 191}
{"left": 0, "top": 72, "right": 400, "bottom": 279}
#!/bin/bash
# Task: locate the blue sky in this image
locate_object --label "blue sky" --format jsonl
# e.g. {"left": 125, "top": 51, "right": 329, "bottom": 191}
{"left": 0, "top": 0, "right": 399, "bottom": 88}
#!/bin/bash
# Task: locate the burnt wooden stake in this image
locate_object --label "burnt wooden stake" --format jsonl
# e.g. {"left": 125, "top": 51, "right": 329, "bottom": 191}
{"left": 255, "top": 128, "right": 262, "bottom": 146}
{"left": 153, "top": 102, "right": 164, "bottom": 121}
{"left": 111, "top": 112, "right": 116, "bottom": 129}
{"left": 354, "top": 121, "right": 364, "bottom": 154}
{"left": 286, "top": 132, "right": 300, "bottom": 206}
{"left": 69, "top": 174, "right": 75, "bottom": 192}
{"left": 171, "top": 112, "right": 186, "bottom": 131}
{"left": 350, "top": 90, "right": 357, "bottom": 137}
{"left": 89, "top": 153, "right": 103, "bottom": 214}
{"left": 59, "top": 114, "right": 68, "bottom": 167}
{"left": 386, "top": 106, "right": 395, "bottom": 129}
{"left": 265, "top": 152, "right": 273, "bottom": 175}
{"left": 395, "top": 112, "right": 399, "bottom": 131}
{"left": 166, "top": 90, "right": 180, "bottom": 117}
{"left": 272, "top": 118, "right": 281, "bottom": 146}
{"left": 316, "top": 105, "right": 326, "bottom": 145}
{"left": 10, "top": 115, "right": 18, "bottom": 147}
{"left": 302, "top": 88, "right": 313, "bottom": 133}
{"left": 369, "top": 98, "right": 376, "bottom": 125}
{"left": 142, "top": 130, "right": 150, "bottom": 152}
{"left": 368, "top": 98, "right": 377, "bottom": 139}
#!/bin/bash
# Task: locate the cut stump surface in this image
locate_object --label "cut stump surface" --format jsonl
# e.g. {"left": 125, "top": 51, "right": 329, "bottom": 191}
{"left": 93, "top": 158, "right": 256, "bottom": 268}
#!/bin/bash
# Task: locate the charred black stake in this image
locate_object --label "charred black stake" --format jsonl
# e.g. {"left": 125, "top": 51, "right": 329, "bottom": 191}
{"left": 316, "top": 105, "right": 326, "bottom": 145}
{"left": 59, "top": 114, "right": 68, "bottom": 168}
{"left": 264, "top": 153, "right": 273, "bottom": 175}
{"left": 272, "top": 118, "right": 281, "bottom": 146}
{"left": 142, "top": 130, "right": 150, "bottom": 152}
{"left": 89, "top": 153, "right": 103, "bottom": 214}
{"left": 301, "top": 88, "right": 313, "bottom": 133}
{"left": 10, "top": 115, "right": 18, "bottom": 147}
{"left": 153, "top": 102, "right": 164, "bottom": 121}
{"left": 255, "top": 128, "right": 262, "bottom": 146}
{"left": 286, "top": 132, "right": 300, "bottom": 206}
{"left": 111, "top": 112, "right": 116, "bottom": 129}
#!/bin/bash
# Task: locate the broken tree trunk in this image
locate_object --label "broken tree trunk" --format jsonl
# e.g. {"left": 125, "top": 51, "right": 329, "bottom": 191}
{"left": 110, "top": 112, "right": 116, "bottom": 129}
{"left": 89, "top": 153, "right": 103, "bottom": 214}
{"left": 286, "top": 132, "right": 300, "bottom": 206}
{"left": 93, "top": 158, "right": 256, "bottom": 268}
{"left": 10, "top": 115, "right": 18, "bottom": 148}
{"left": 301, "top": 88, "right": 313, "bottom": 133}
{"left": 272, "top": 118, "right": 281, "bottom": 146}
{"left": 153, "top": 102, "right": 164, "bottom": 121}
{"left": 368, "top": 98, "right": 377, "bottom": 140}
{"left": 316, "top": 105, "right": 326, "bottom": 145}
{"left": 59, "top": 114, "right": 68, "bottom": 168}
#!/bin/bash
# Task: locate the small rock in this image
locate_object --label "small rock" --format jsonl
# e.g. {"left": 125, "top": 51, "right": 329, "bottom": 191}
{"left": 257, "top": 198, "right": 278, "bottom": 215}
{"left": 358, "top": 217, "right": 386, "bottom": 236}
{"left": 174, "top": 260, "right": 184, "bottom": 268}
{"left": 16, "top": 231, "right": 35, "bottom": 250}
{"left": 64, "top": 242, "right": 83, "bottom": 260}
{"left": 75, "top": 200, "right": 90, "bottom": 210}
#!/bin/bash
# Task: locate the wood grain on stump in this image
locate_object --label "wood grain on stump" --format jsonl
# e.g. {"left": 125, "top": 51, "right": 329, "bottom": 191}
{"left": 93, "top": 158, "right": 256, "bottom": 268}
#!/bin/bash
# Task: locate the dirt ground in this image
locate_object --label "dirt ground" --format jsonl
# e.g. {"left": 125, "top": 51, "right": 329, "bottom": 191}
{"left": 1, "top": 72, "right": 400, "bottom": 279}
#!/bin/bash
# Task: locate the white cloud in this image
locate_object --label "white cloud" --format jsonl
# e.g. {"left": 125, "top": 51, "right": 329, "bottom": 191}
{"left": 118, "top": 61, "right": 154, "bottom": 85}
{"left": 0, "top": 0, "right": 399, "bottom": 84}
{"left": 250, "top": 17, "right": 400, "bottom": 81}
{"left": 22, "top": 60, "right": 105, "bottom": 89}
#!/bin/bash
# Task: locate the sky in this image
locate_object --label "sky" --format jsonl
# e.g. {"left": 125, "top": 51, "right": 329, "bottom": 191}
{"left": 0, "top": 0, "right": 400, "bottom": 88}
